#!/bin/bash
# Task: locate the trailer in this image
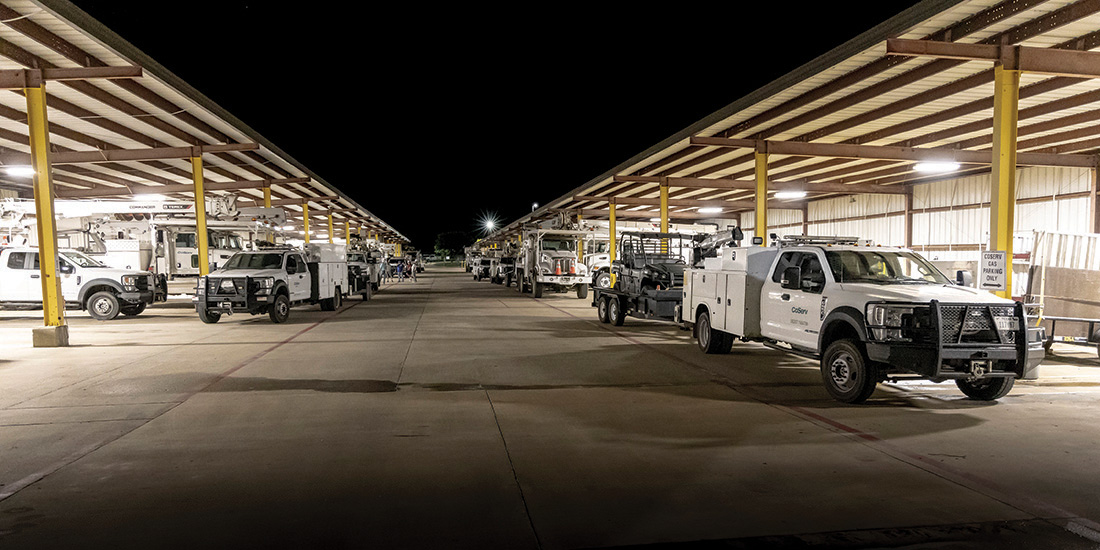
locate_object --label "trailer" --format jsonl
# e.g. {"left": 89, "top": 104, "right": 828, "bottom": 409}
{"left": 591, "top": 232, "right": 693, "bottom": 326}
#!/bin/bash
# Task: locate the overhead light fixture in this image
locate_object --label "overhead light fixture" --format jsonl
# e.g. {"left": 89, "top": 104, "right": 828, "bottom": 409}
{"left": 697, "top": 207, "right": 723, "bottom": 214}
{"left": 913, "top": 161, "right": 960, "bottom": 173}
{"left": 649, "top": 218, "right": 662, "bottom": 223}
{"left": 774, "top": 191, "right": 807, "bottom": 199}
{"left": 281, "top": 225, "right": 295, "bottom": 231}
{"left": 3, "top": 166, "right": 34, "bottom": 177}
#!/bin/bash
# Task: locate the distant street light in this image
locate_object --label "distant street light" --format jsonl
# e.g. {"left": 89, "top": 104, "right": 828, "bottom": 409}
{"left": 532, "top": 202, "right": 538, "bottom": 212}
{"left": 486, "top": 220, "right": 495, "bottom": 230}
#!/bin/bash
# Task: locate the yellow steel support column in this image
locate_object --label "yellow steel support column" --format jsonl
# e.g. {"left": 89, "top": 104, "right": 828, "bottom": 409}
{"left": 302, "top": 203, "right": 310, "bottom": 244}
{"left": 660, "top": 179, "right": 670, "bottom": 253}
{"left": 576, "top": 212, "right": 584, "bottom": 263}
{"left": 990, "top": 64, "right": 1020, "bottom": 299}
{"left": 345, "top": 220, "right": 351, "bottom": 243}
{"left": 191, "top": 153, "right": 210, "bottom": 277}
{"left": 396, "top": 242, "right": 403, "bottom": 257}
{"left": 26, "top": 83, "right": 67, "bottom": 345}
{"left": 327, "top": 214, "right": 334, "bottom": 244}
{"left": 609, "top": 200, "right": 617, "bottom": 288}
{"left": 754, "top": 148, "right": 769, "bottom": 246}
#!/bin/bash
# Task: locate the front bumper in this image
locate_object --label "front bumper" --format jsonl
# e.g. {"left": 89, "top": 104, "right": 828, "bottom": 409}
{"left": 193, "top": 276, "right": 269, "bottom": 314}
{"left": 865, "top": 300, "right": 1044, "bottom": 381}
{"left": 119, "top": 289, "right": 155, "bottom": 305}
{"left": 536, "top": 275, "right": 587, "bottom": 286}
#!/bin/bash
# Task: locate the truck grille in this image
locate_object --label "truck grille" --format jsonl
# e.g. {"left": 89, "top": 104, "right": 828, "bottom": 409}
{"left": 207, "top": 277, "right": 246, "bottom": 296}
{"left": 940, "top": 305, "right": 1017, "bottom": 344}
{"left": 552, "top": 259, "right": 575, "bottom": 274}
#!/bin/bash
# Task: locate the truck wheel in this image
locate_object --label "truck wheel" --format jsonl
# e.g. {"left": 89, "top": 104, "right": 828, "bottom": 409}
{"left": 504, "top": 273, "right": 512, "bottom": 287}
{"left": 86, "top": 291, "right": 121, "bottom": 321}
{"left": 608, "top": 298, "right": 625, "bottom": 326}
{"left": 121, "top": 302, "right": 147, "bottom": 316}
{"left": 597, "top": 296, "right": 611, "bottom": 323}
{"left": 695, "top": 310, "right": 731, "bottom": 354}
{"left": 532, "top": 281, "right": 543, "bottom": 298}
{"left": 269, "top": 294, "right": 290, "bottom": 323}
{"left": 474, "top": 273, "right": 479, "bottom": 281}
{"left": 821, "top": 339, "right": 877, "bottom": 404}
{"left": 196, "top": 305, "right": 221, "bottom": 324}
{"left": 594, "top": 270, "right": 611, "bottom": 289}
{"left": 955, "top": 377, "right": 1015, "bottom": 400}
{"left": 334, "top": 287, "right": 342, "bottom": 308}
{"left": 576, "top": 284, "right": 588, "bottom": 299}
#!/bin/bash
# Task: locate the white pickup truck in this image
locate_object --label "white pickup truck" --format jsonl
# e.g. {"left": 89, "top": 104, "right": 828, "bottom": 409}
{"left": 682, "top": 236, "right": 1045, "bottom": 403}
{"left": 0, "top": 246, "right": 161, "bottom": 320}
{"left": 194, "top": 244, "right": 348, "bottom": 323}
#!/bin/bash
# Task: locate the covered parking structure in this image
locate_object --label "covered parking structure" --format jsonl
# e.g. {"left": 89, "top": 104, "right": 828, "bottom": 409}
{"left": 0, "top": 0, "right": 407, "bottom": 344}
{"left": 489, "top": 0, "right": 1100, "bottom": 302}
{"left": 5, "top": 1, "right": 1100, "bottom": 549}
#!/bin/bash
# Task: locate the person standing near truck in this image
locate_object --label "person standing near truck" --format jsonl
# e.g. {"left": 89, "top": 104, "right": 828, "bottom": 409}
{"left": 406, "top": 258, "right": 417, "bottom": 282}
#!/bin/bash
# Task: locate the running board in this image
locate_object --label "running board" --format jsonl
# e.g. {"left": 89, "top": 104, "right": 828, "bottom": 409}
{"left": 762, "top": 341, "right": 818, "bottom": 361}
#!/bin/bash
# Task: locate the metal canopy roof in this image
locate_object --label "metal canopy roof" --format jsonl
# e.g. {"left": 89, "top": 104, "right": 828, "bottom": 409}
{"left": 491, "top": 0, "right": 1100, "bottom": 238}
{"left": 0, "top": 0, "right": 408, "bottom": 242}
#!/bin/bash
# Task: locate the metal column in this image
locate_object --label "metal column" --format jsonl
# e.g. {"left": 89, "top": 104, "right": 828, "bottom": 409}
{"left": 26, "top": 83, "right": 66, "bottom": 345}
{"left": 755, "top": 148, "right": 769, "bottom": 246}
{"left": 576, "top": 212, "right": 584, "bottom": 263}
{"left": 660, "top": 179, "right": 669, "bottom": 253}
{"left": 990, "top": 64, "right": 1020, "bottom": 300}
{"left": 191, "top": 153, "right": 210, "bottom": 277}
{"left": 302, "top": 203, "right": 310, "bottom": 244}
{"left": 262, "top": 185, "right": 272, "bottom": 241}
{"left": 609, "top": 200, "right": 617, "bottom": 288}
{"left": 327, "top": 214, "right": 334, "bottom": 244}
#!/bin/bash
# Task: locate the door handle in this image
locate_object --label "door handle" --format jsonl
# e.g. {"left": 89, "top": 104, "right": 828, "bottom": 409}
{"left": 781, "top": 293, "right": 791, "bottom": 301}
{"left": 30, "top": 274, "right": 40, "bottom": 279}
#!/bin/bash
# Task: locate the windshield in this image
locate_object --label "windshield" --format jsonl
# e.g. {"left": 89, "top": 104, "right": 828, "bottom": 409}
{"left": 223, "top": 253, "right": 283, "bottom": 270}
{"left": 500, "top": 258, "right": 515, "bottom": 265}
{"left": 541, "top": 239, "right": 575, "bottom": 252}
{"left": 348, "top": 254, "right": 365, "bottom": 263}
{"left": 60, "top": 250, "right": 105, "bottom": 267}
{"left": 825, "top": 250, "right": 950, "bottom": 285}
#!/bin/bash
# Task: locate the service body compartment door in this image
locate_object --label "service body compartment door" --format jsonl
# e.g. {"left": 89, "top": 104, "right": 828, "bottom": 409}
{"left": 724, "top": 273, "right": 747, "bottom": 336}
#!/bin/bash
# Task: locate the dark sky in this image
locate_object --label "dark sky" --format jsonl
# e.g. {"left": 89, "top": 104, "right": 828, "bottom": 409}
{"left": 69, "top": 1, "right": 924, "bottom": 249}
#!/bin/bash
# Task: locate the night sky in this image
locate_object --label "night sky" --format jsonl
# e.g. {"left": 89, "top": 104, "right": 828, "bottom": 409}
{"left": 68, "top": 1, "right": 924, "bottom": 249}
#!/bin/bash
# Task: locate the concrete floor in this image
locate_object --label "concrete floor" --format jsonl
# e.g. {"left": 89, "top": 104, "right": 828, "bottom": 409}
{"left": 1, "top": 267, "right": 1100, "bottom": 549}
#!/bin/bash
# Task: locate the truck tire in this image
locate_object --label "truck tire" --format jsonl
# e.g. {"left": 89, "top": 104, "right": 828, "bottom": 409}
{"left": 121, "top": 302, "right": 147, "bottom": 316}
{"left": 608, "top": 297, "right": 625, "bottom": 326}
{"left": 196, "top": 305, "right": 221, "bottom": 324}
{"left": 269, "top": 294, "right": 290, "bottom": 323}
{"left": 576, "top": 284, "right": 588, "bottom": 299}
{"left": 594, "top": 269, "right": 611, "bottom": 289}
{"left": 335, "top": 287, "right": 342, "bottom": 308}
{"left": 597, "top": 296, "right": 611, "bottom": 323}
{"left": 955, "top": 377, "right": 1014, "bottom": 400}
{"left": 821, "top": 339, "right": 877, "bottom": 404}
{"left": 532, "top": 281, "right": 543, "bottom": 298}
{"left": 695, "top": 310, "right": 731, "bottom": 354}
{"left": 504, "top": 273, "right": 512, "bottom": 287}
{"left": 86, "top": 291, "right": 121, "bottom": 321}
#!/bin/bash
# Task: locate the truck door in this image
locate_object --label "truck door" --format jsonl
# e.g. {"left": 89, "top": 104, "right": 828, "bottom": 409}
{"left": 760, "top": 250, "right": 828, "bottom": 349}
{"left": 286, "top": 253, "right": 310, "bottom": 301}
{"left": 0, "top": 251, "right": 33, "bottom": 300}
{"left": 174, "top": 231, "right": 197, "bottom": 275}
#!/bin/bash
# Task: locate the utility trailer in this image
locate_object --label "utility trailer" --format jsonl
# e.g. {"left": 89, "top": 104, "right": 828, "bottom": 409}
{"left": 592, "top": 232, "right": 691, "bottom": 326}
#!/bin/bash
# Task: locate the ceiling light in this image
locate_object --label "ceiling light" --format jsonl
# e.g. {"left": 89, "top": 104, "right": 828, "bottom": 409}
{"left": 3, "top": 166, "right": 34, "bottom": 177}
{"left": 913, "top": 161, "right": 960, "bottom": 173}
{"left": 649, "top": 218, "right": 662, "bottom": 223}
{"left": 774, "top": 191, "right": 807, "bottom": 199}
{"left": 697, "top": 207, "right": 723, "bottom": 214}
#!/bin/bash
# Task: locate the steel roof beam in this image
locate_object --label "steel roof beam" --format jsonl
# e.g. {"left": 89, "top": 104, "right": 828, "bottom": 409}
{"left": 610, "top": 175, "right": 910, "bottom": 194}
{"left": 888, "top": 38, "right": 1100, "bottom": 78}
{"left": 688, "top": 136, "right": 1098, "bottom": 167}
{"left": 55, "top": 177, "right": 310, "bottom": 198}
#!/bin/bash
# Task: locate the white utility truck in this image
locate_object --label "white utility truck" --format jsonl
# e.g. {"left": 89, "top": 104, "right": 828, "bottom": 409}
{"left": 682, "top": 236, "right": 1046, "bottom": 403}
{"left": 194, "top": 243, "right": 348, "bottom": 324}
{"left": 0, "top": 246, "right": 161, "bottom": 320}
{"left": 515, "top": 228, "right": 589, "bottom": 298}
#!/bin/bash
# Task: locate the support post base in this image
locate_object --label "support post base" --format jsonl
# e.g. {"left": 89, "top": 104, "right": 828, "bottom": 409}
{"left": 32, "top": 325, "right": 69, "bottom": 347}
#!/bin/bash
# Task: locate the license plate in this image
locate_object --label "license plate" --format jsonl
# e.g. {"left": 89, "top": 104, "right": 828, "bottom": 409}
{"left": 994, "top": 317, "right": 1017, "bottom": 331}
{"left": 220, "top": 301, "right": 232, "bottom": 309}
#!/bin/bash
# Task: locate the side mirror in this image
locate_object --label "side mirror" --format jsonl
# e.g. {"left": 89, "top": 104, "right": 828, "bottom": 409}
{"left": 781, "top": 266, "right": 801, "bottom": 290}
{"left": 751, "top": 236, "right": 764, "bottom": 245}
{"left": 731, "top": 227, "right": 744, "bottom": 242}
{"left": 955, "top": 270, "right": 973, "bottom": 287}
{"left": 59, "top": 263, "right": 75, "bottom": 275}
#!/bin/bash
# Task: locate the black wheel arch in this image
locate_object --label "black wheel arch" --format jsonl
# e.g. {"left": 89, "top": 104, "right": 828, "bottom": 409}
{"left": 77, "top": 279, "right": 123, "bottom": 304}
{"left": 818, "top": 306, "right": 868, "bottom": 351}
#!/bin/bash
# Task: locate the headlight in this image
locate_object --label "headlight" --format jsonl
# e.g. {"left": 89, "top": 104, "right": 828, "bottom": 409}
{"left": 197, "top": 276, "right": 207, "bottom": 295}
{"left": 541, "top": 254, "right": 551, "bottom": 263}
{"left": 257, "top": 277, "right": 274, "bottom": 289}
{"left": 866, "top": 304, "right": 913, "bottom": 328}
{"left": 121, "top": 274, "right": 138, "bottom": 291}
{"left": 576, "top": 264, "right": 587, "bottom": 275}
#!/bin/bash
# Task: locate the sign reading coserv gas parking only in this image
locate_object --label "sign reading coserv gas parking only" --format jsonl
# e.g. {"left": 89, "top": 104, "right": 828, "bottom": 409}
{"left": 979, "top": 251, "right": 1008, "bottom": 291}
